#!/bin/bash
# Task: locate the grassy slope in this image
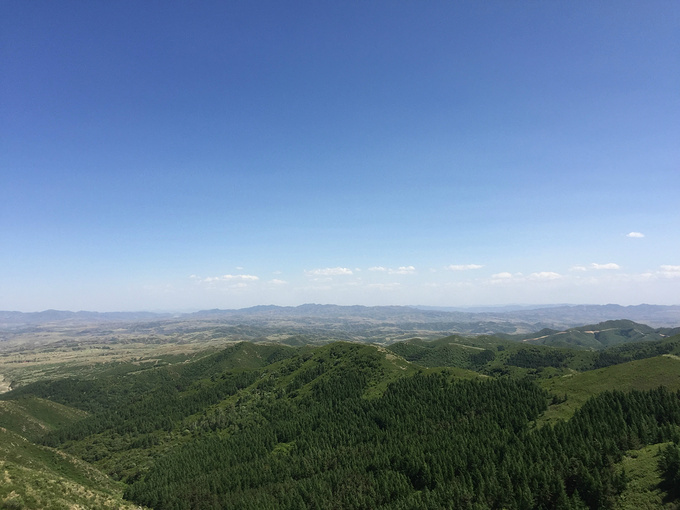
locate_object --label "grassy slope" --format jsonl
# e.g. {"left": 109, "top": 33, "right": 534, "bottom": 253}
{"left": 615, "top": 442, "right": 677, "bottom": 510}
{"left": 540, "top": 355, "right": 680, "bottom": 424}
{"left": 0, "top": 426, "right": 143, "bottom": 509}
{"left": 0, "top": 379, "right": 144, "bottom": 508}
{"left": 0, "top": 396, "right": 87, "bottom": 442}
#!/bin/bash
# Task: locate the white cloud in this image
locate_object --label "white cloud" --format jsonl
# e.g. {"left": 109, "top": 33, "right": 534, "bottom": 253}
{"left": 446, "top": 264, "right": 483, "bottom": 271}
{"left": 591, "top": 263, "right": 620, "bottom": 270}
{"left": 660, "top": 265, "right": 680, "bottom": 278}
{"left": 367, "top": 283, "right": 401, "bottom": 290}
{"left": 570, "top": 266, "right": 587, "bottom": 272}
{"left": 529, "top": 272, "right": 562, "bottom": 280}
{"left": 305, "top": 267, "right": 353, "bottom": 277}
{"left": 269, "top": 279, "right": 287, "bottom": 285}
{"left": 486, "top": 272, "right": 519, "bottom": 285}
{"left": 200, "top": 274, "right": 259, "bottom": 283}
{"left": 626, "top": 232, "right": 645, "bottom": 238}
{"left": 369, "top": 265, "right": 416, "bottom": 274}
{"left": 389, "top": 266, "right": 416, "bottom": 275}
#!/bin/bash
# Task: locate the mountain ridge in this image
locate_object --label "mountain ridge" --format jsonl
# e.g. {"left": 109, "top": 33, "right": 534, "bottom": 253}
{"left": 3, "top": 303, "right": 680, "bottom": 328}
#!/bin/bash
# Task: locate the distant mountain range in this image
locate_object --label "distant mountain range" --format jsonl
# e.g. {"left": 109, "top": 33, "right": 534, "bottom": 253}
{"left": 0, "top": 309, "right": 166, "bottom": 327}
{"left": 2, "top": 304, "right": 680, "bottom": 332}
{"left": 489, "top": 304, "right": 680, "bottom": 328}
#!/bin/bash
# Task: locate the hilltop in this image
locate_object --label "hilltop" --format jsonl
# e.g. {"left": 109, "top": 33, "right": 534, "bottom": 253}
{"left": 507, "top": 319, "right": 678, "bottom": 350}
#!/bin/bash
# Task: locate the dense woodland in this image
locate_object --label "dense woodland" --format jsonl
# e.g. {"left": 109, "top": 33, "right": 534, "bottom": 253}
{"left": 2, "top": 328, "right": 680, "bottom": 509}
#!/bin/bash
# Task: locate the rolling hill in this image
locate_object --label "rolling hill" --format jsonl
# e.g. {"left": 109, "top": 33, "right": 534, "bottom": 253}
{"left": 1, "top": 332, "right": 680, "bottom": 509}
{"left": 0, "top": 406, "right": 139, "bottom": 509}
{"left": 516, "top": 320, "right": 666, "bottom": 349}
{"left": 540, "top": 354, "right": 680, "bottom": 424}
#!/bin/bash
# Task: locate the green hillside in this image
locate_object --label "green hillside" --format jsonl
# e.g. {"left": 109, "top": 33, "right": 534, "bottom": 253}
{"left": 540, "top": 355, "right": 680, "bottom": 424}
{"left": 388, "top": 334, "right": 596, "bottom": 377}
{"left": 519, "top": 320, "right": 665, "bottom": 349}
{"left": 0, "top": 385, "right": 138, "bottom": 508}
{"left": 0, "top": 396, "right": 87, "bottom": 442}
{"left": 386, "top": 335, "right": 499, "bottom": 370}
{"left": 614, "top": 442, "right": 676, "bottom": 510}
{"left": 2, "top": 338, "right": 680, "bottom": 509}
{"left": 0, "top": 426, "right": 140, "bottom": 509}
{"left": 389, "top": 331, "right": 680, "bottom": 376}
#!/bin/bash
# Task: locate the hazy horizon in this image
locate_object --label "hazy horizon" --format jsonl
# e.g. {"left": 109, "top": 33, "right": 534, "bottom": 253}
{"left": 4, "top": 302, "right": 680, "bottom": 316}
{"left": 2, "top": 1, "right": 678, "bottom": 312}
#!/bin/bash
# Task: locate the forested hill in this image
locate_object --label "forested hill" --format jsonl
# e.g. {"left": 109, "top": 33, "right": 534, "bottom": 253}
{"left": 387, "top": 327, "right": 680, "bottom": 375}
{"left": 506, "top": 319, "right": 677, "bottom": 350}
{"left": 2, "top": 338, "right": 680, "bottom": 509}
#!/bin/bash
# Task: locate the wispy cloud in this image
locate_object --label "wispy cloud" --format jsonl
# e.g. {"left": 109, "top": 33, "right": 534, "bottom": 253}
{"left": 389, "top": 266, "right": 416, "bottom": 275}
{"left": 269, "top": 279, "right": 287, "bottom": 285}
{"left": 446, "top": 264, "right": 483, "bottom": 271}
{"left": 626, "top": 232, "right": 645, "bottom": 238}
{"left": 660, "top": 265, "right": 680, "bottom": 278}
{"left": 591, "top": 263, "right": 620, "bottom": 270}
{"left": 199, "top": 274, "right": 260, "bottom": 283}
{"left": 529, "top": 272, "right": 562, "bottom": 280}
{"left": 367, "top": 283, "right": 401, "bottom": 290}
{"left": 486, "top": 272, "right": 518, "bottom": 285}
{"left": 570, "top": 266, "right": 587, "bottom": 272}
{"left": 368, "top": 265, "right": 416, "bottom": 274}
{"left": 305, "top": 267, "right": 353, "bottom": 277}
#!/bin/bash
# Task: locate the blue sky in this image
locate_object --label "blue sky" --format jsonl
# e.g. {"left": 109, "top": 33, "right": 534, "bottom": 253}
{"left": 2, "top": 1, "right": 679, "bottom": 312}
